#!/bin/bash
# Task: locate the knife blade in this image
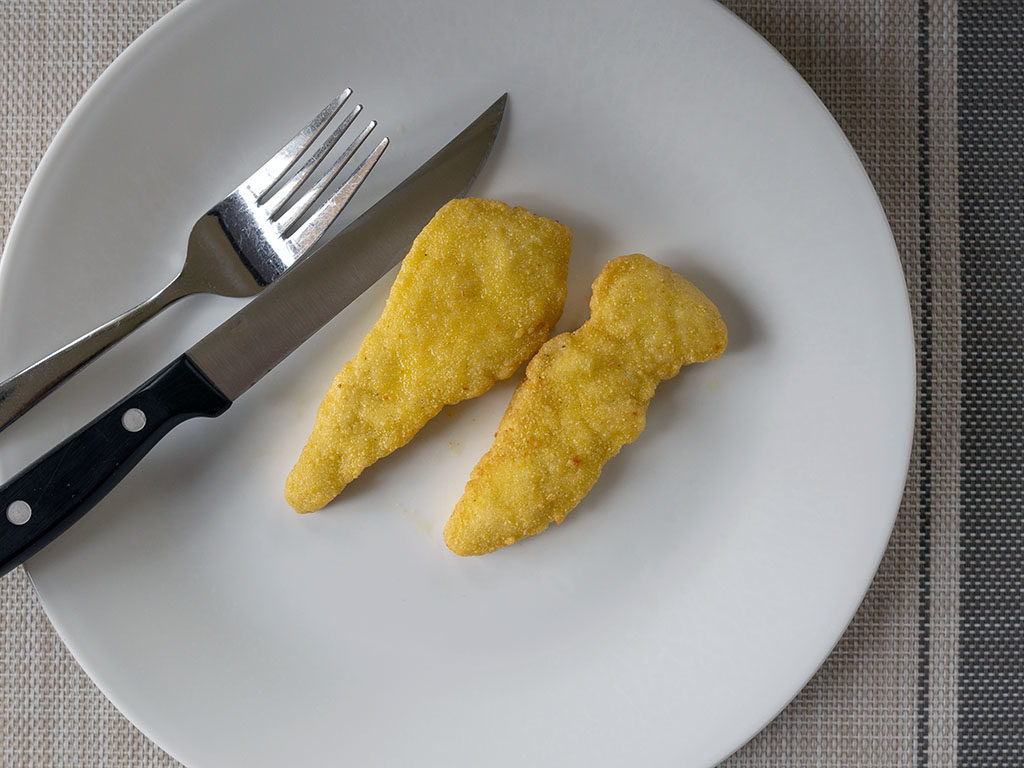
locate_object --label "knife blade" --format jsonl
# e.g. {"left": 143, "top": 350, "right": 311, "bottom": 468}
{"left": 0, "top": 94, "right": 507, "bottom": 577}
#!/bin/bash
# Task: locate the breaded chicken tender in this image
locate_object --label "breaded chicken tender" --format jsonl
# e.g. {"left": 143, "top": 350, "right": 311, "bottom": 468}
{"left": 285, "top": 198, "right": 572, "bottom": 513}
{"left": 444, "top": 254, "right": 727, "bottom": 555}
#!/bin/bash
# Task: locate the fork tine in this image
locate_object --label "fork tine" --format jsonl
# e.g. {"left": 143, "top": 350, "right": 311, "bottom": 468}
{"left": 287, "top": 136, "right": 390, "bottom": 255}
{"left": 243, "top": 89, "right": 352, "bottom": 200}
{"left": 276, "top": 120, "right": 378, "bottom": 233}
{"left": 263, "top": 104, "right": 363, "bottom": 219}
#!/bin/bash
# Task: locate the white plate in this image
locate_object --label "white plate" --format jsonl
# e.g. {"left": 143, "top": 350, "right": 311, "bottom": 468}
{"left": 0, "top": 1, "right": 914, "bottom": 766}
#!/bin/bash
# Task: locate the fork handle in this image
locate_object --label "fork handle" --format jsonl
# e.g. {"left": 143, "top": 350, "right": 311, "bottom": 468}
{"left": 0, "top": 279, "right": 189, "bottom": 434}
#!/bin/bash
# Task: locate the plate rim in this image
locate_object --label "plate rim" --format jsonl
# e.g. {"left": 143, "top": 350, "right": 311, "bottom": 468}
{"left": 695, "top": 3, "right": 917, "bottom": 762}
{"left": 0, "top": 0, "right": 202, "bottom": 300}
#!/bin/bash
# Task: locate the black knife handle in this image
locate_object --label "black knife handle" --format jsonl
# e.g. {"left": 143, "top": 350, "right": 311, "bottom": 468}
{"left": 0, "top": 355, "right": 230, "bottom": 577}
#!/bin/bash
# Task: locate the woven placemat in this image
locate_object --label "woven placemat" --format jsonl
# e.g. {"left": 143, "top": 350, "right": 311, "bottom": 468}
{"left": 1, "top": 0, "right": 1003, "bottom": 765}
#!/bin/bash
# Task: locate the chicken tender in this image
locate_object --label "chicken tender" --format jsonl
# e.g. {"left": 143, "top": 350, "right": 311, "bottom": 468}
{"left": 444, "top": 253, "right": 727, "bottom": 556}
{"left": 285, "top": 198, "right": 572, "bottom": 513}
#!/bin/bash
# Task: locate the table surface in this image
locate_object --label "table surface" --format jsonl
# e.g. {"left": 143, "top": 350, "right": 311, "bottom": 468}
{"left": 1, "top": 1, "right": 1016, "bottom": 766}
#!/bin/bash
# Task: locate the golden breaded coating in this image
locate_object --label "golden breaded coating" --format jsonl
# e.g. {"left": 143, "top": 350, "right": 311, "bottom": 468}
{"left": 444, "top": 254, "right": 727, "bottom": 555}
{"left": 285, "top": 198, "right": 572, "bottom": 513}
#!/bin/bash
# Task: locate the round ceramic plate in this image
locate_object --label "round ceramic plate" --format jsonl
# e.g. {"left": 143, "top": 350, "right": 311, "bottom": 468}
{"left": 0, "top": 1, "right": 914, "bottom": 765}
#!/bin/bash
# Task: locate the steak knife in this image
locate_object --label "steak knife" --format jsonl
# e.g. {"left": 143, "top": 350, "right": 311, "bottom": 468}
{"left": 0, "top": 94, "right": 507, "bottom": 577}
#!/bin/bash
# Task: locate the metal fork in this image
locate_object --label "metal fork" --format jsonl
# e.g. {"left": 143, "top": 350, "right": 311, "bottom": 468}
{"left": 0, "top": 89, "right": 388, "bottom": 433}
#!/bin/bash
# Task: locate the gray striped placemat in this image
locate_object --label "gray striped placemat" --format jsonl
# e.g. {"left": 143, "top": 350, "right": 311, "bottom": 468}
{"left": 1, "top": 1, "right": 1012, "bottom": 765}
